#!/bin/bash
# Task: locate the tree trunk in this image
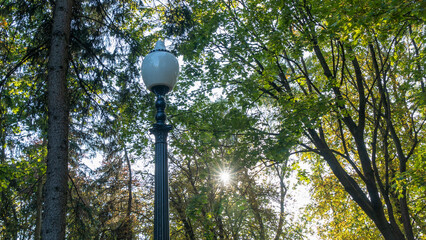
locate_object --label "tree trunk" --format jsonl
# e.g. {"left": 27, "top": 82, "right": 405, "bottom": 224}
{"left": 310, "top": 130, "right": 406, "bottom": 240}
{"left": 273, "top": 163, "right": 288, "bottom": 240}
{"left": 35, "top": 175, "right": 44, "bottom": 240}
{"left": 124, "top": 147, "right": 133, "bottom": 240}
{"left": 41, "top": 0, "right": 73, "bottom": 239}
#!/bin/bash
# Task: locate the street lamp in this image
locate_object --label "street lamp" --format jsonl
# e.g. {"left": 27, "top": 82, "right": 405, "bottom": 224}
{"left": 142, "top": 40, "right": 179, "bottom": 240}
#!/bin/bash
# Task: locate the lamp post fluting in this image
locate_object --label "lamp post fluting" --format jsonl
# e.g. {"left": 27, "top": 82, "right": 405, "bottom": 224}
{"left": 141, "top": 41, "right": 179, "bottom": 240}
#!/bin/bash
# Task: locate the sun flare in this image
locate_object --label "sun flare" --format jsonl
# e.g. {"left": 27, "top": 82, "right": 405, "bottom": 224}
{"left": 219, "top": 170, "right": 231, "bottom": 185}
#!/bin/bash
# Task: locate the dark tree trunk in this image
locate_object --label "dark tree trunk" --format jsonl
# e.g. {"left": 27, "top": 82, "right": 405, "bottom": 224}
{"left": 35, "top": 175, "right": 44, "bottom": 240}
{"left": 124, "top": 147, "right": 133, "bottom": 240}
{"left": 41, "top": 0, "right": 73, "bottom": 239}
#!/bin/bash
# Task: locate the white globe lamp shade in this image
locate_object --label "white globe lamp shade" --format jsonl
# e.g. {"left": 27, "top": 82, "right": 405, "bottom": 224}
{"left": 141, "top": 40, "right": 179, "bottom": 92}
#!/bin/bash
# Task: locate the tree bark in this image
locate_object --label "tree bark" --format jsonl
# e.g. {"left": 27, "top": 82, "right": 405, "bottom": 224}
{"left": 124, "top": 147, "right": 133, "bottom": 240}
{"left": 35, "top": 175, "right": 44, "bottom": 240}
{"left": 42, "top": 0, "right": 73, "bottom": 239}
{"left": 273, "top": 163, "right": 288, "bottom": 240}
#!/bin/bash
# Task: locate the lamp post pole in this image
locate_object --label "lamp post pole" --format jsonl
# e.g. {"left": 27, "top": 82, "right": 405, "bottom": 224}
{"left": 141, "top": 40, "right": 179, "bottom": 240}
{"left": 151, "top": 86, "right": 172, "bottom": 240}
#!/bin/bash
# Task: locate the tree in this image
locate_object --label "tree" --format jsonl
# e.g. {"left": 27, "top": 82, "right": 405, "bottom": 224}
{"left": 1, "top": 0, "right": 158, "bottom": 238}
{"left": 164, "top": 94, "right": 307, "bottom": 239}
{"left": 165, "top": 0, "right": 425, "bottom": 239}
{"left": 42, "top": 0, "right": 74, "bottom": 238}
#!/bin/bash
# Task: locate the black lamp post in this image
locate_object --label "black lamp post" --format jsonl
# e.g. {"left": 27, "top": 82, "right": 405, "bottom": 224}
{"left": 141, "top": 40, "right": 179, "bottom": 240}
